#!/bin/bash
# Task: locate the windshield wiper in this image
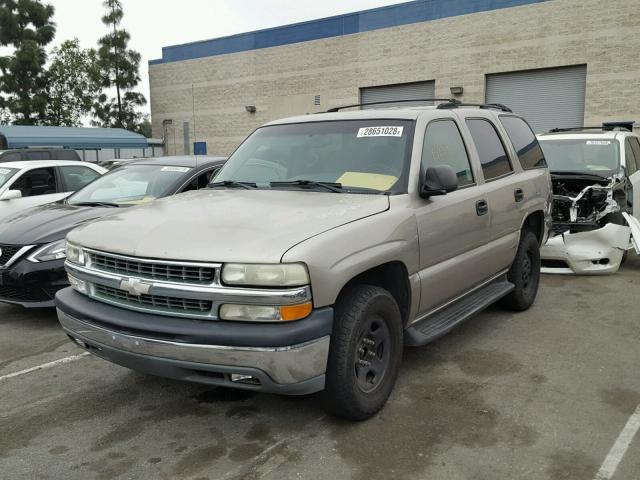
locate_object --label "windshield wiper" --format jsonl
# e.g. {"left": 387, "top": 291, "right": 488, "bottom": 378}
{"left": 209, "top": 180, "right": 257, "bottom": 190}
{"left": 72, "top": 201, "right": 120, "bottom": 208}
{"left": 270, "top": 180, "right": 344, "bottom": 193}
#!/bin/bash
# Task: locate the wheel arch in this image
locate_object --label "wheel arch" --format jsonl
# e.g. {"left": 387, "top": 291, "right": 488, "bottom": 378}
{"left": 335, "top": 261, "right": 412, "bottom": 327}
{"left": 521, "top": 210, "right": 545, "bottom": 245}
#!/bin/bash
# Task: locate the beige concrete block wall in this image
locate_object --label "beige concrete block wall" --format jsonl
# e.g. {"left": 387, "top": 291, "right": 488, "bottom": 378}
{"left": 149, "top": 0, "right": 640, "bottom": 156}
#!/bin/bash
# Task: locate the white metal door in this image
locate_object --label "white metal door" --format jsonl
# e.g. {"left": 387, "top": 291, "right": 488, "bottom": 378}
{"left": 486, "top": 65, "right": 587, "bottom": 134}
{"left": 360, "top": 81, "right": 435, "bottom": 109}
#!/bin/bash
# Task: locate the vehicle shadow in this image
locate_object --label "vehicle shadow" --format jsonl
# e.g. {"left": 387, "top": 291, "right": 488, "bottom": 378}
{"left": 0, "top": 304, "right": 59, "bottom": 326}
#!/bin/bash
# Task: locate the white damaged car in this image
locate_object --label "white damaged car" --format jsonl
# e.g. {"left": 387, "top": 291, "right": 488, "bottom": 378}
{"left": 537, "top": 122, "right": 640, "bottom": 275}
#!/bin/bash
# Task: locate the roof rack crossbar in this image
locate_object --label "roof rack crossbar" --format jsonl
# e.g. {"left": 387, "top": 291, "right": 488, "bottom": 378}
{"left": 436, "top": 102, "right": 513, "bottom": 113}
{"left": 324, "top": 98, "right": 458, "bottom": 113}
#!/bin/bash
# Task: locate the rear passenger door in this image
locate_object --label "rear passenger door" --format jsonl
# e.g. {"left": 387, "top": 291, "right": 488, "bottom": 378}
{"left": 465, "top": 118, "right": 523, "bottom": 272}
{"left": 415, "top": 119, "right": 491, "bottom": 314}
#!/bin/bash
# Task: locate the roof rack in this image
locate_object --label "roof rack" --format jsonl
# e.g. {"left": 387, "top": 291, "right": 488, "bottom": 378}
{"left": 324, "top": 98, "right": 458, "bottom": 113}
{"left": 549, "top": 121, "right": 635, "bottom": 133}
{"left": 436, "top": 102, "right": 513, "bottom": 113}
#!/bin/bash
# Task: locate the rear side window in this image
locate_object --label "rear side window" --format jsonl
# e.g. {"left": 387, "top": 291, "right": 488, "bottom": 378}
{"left": 181, "top": 167, "right": 221, "bottom": 193}
{"left": 499, "top": 116, "right": 547, "bottom": 170}
{"left": 59, "top": 166, "right": 102, "bottom": 191}
{"left": 56, "top": 150, "right": 81, "bottom": 161}
{"left": 466, "top": 119, "right": 513, "bottom": 181}
{"left": 25, "top": 151, "right": 51, "bottom": 160}
{"left": 422, "top": 120, "right": 474, "bottom": 187}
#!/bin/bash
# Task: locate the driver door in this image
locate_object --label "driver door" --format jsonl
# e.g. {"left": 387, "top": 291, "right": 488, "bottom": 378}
{"left": 415, "top": 119, "right": 491, "bottom": 315}
{"left": 1, "top": 167, "right": 63, "bottom": 215}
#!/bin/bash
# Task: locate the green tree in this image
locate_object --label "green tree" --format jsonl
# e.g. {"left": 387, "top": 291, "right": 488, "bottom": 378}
{"left": 137, "top": 115, "right": 152, "bottom": 138}
{"left": 45, "top": 39, "right": 100, "bottom": 126}
{"left": 0, "top": 0, "right": 56, "bottom": 124}
{"left": 92, "top": 0, "right": 146, "bottom": 131}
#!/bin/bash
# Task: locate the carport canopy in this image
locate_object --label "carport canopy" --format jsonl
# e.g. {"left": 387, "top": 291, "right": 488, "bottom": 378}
{"left": 0, "top": 126, "right": 148, "bottom": 150}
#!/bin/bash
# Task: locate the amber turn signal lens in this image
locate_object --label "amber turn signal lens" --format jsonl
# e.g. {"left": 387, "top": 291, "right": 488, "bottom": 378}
{"left": 279, "top": 302, "right": 313, "bottom": 321}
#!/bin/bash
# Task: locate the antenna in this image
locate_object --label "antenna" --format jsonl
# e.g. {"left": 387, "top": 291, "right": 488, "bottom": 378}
{"left": 192, "top": 83, "right": 198, "bottom": 169}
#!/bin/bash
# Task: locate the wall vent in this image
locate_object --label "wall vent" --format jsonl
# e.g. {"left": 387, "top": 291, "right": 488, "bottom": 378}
{"left": 314, "top": 95, "right": 321, "bottom": 106}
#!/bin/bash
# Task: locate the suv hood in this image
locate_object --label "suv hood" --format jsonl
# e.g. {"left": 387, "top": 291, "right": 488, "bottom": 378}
{"left": 0, "top": 202, "right": 116, "bottom": 245}
{"left": 67, "top": 189, "right": 390, "bottom": 263}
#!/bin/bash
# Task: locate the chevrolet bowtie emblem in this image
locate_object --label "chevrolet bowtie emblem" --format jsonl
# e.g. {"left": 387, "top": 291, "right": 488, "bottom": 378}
{"left": 120, "top": 278, "right": 152, "bottom": 296}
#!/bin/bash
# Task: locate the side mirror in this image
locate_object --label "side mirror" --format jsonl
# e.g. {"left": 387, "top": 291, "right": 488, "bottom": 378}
{"left": 0, "top": 189, "right": 22, "bottom": 201}
{"left": 420, "top": 165, "right": 458, "bottom": 199}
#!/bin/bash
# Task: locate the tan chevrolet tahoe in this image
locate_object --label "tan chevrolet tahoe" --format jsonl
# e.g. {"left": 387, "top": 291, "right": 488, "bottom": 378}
{"left": 56, "top": 101, "right": 551, "bottom": 420}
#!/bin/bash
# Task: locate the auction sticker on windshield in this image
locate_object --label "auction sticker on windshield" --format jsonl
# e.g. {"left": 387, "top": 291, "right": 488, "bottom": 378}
{"left": 0, "top": 168, "right": 11, "bottom": 175}
{"left": 161, "top": 166, "right": 191, "bottom": 173}
{"left": 586, "top": 140, "right": 611, "bottom": 145}
{"left": 357, "top": 126, "right": 404, "bottom": 138}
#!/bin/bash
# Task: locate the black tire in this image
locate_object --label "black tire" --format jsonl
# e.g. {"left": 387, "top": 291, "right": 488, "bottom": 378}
{"left": 500, "top": 230, "right": 541, "bottom": 311}
{"left": 323, "top": 285, "right": 403, "bottom": 421}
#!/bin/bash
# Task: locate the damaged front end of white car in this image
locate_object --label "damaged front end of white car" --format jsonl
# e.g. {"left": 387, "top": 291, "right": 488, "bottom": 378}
{"left": 541, "top": 173, "right": 639, "bottom": 274}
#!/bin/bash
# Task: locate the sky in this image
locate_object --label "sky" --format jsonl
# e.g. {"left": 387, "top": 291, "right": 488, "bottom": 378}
{"left": 42, "top": 0, "right": 414, "bottom": 115}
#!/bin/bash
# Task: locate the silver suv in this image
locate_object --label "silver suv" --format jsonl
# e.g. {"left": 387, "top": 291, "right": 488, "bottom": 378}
{"left": 55, "top": 102, "right": 551, "bottom": 420}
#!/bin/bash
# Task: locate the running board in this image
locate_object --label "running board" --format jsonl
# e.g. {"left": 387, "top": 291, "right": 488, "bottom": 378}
{"left": 404, "top": 275, "right": 515, "bottom": 347}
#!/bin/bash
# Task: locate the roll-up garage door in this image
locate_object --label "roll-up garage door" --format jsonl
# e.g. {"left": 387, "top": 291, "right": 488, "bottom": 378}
{"left": 485, "top": 65, "right": 587, "bottom": 134}
{"left": 360, "top": 81, "right": 435, "bottom": 109}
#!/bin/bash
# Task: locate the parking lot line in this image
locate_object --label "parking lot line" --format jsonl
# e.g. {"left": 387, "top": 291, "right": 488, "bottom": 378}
{"left": 594, "top": 403, "right": 640, "bottom": 480}
{"left": 0, "top": 352, "right": 89, "bottom": 382}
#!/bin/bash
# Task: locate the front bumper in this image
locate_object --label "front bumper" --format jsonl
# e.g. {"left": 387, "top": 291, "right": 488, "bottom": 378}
{"left": 0, "top": 258, "right": 67, "bottom": 308}
{"left": 541, "top": 223, "right": 631, "bottom": 275}
{"left": 55, "top": 288, "right": 333, "bottom": 395}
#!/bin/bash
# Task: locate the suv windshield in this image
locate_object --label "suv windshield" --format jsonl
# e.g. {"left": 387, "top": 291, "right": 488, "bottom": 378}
{"left": 0, "top": 167, "right": 18, "bottom": 188}
{"left": 67, "top": 164, "right": 192, "bottom": 206}
{"left": 538, "top": 138, "right": 620, "bottom": 176}
{"left": 215, "top": 120, "right": 415, "bottom": 193}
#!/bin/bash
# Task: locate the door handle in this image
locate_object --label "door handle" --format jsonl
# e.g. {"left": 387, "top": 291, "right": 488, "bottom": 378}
{"left": 514, "top": 188, "right": 524, "bottom": 203}
{"left": 476, "top": 200, "right": 489, "bottom": 216}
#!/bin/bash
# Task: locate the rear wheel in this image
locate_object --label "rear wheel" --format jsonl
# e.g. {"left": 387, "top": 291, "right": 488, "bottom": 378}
{"left": 323, "top": 285, "right": 402, "bottom": 421}
{"left": 500, "top": 231, "right": 541, "bottom": 311}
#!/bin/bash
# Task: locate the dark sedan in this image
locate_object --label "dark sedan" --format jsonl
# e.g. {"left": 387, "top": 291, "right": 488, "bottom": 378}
{"left": 0, "top": 156, "right": 225, "bottom": 307}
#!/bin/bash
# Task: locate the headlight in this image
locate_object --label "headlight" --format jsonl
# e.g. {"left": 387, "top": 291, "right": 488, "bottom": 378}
{"left": 27, "top": 239, "right": 68, "bottom": 263}
{"left": 221, "top": 263, "right": 310, "bottom": 287}
{"left": 65, "top": 242, "right": 85, "bottom": 265}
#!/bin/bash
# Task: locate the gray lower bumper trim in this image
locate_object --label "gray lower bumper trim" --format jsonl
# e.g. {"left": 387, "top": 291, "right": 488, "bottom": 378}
{"left": 58, "top": 310, "right": 330, "bottom": 385}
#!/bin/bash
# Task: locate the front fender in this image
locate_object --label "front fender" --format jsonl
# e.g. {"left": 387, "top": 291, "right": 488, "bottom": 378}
{"left": 281, "top": 207, "right": 418, "bottom": 308}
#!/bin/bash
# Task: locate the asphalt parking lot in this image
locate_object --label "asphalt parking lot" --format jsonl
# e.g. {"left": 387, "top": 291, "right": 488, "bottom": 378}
{"left": 1, "top": 258, "right": 639, "bottom": 480}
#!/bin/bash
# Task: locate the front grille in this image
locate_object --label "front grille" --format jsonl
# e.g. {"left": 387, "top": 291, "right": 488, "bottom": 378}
{"left": 94, "top": 284, "right": 213, "bottom": 314}
{"left": 87, "top": 251, "right": 216, "bottom": 285}
{"left": 0, "top": 245, "right": 21, "bottom": 267}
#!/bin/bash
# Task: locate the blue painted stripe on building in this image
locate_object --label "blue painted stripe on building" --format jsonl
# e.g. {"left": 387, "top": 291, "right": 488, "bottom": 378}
{"left": 150, "top": 0, "right": 548, "bottom": 65}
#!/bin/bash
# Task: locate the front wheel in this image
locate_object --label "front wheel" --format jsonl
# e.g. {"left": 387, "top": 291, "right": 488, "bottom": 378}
{"left": 500, "top": 230, "right": 541, "bottom": 311}
{"left": 323, "top": 285, "right": 403, "bottom": 421}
